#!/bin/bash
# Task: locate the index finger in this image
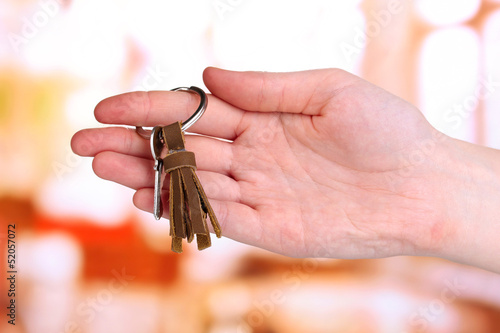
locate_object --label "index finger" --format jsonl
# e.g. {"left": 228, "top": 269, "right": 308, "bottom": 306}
{"left": 94, "top": 90, "right": 244, "bottom": 140}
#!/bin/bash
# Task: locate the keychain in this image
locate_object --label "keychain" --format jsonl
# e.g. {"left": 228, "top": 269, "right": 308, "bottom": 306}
{"left": 136, "top": 86, "right": 221, "bottom": 253}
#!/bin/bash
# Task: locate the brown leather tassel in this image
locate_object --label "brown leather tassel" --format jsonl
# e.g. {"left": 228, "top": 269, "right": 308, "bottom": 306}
{"left": 161, "top": 122, "right": 222, "bottom": 253}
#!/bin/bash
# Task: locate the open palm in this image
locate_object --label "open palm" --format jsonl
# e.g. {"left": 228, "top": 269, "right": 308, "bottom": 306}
{"left": 72, "top": 68, "right": 450, "bottom": 259}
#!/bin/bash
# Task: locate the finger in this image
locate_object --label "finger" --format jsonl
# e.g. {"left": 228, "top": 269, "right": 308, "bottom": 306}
{"left": 94, "top": 91, "right": 243, "bottom": 140}
{"left": 133, "top": 190, "right": 262, "bottom": 244}
{"left": 73, "top": 128, "right": 233, "bottom": 174}
{"left": 203, "top": 67, "right": 358, "bottom": 116}
{"left": 72, "top": 127, "right": 146, "bottom": 157}
{"left": 92, "top": 151, "right": 240, "bottom": 202}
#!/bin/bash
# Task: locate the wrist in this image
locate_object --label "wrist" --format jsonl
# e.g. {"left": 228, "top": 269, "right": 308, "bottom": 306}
{"left": 432, "top": 136, "right": 500, "bottom": 272}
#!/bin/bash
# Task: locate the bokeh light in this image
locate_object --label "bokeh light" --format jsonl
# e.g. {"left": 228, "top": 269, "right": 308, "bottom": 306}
{"left": 416, "top": 0, "right": 481, "bottom": 26}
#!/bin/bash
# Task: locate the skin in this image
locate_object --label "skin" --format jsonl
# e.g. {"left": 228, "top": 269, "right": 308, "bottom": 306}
{"left": 72, "top": 67, "right": 500, "bottom": 273}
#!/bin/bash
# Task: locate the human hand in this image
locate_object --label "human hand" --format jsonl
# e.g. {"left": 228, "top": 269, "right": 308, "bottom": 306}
{"left": 72, "top": 68, "right": 500, "bottom": 272}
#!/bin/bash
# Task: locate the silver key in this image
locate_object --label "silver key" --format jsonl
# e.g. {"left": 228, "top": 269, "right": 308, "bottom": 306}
{"left": 151, "top": 126, "right": 165, "bottom": 220}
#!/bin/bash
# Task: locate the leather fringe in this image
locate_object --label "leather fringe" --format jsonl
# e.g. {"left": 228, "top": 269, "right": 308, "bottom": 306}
{"left": 162, "top": 122, "right": 222, "bottom": 253}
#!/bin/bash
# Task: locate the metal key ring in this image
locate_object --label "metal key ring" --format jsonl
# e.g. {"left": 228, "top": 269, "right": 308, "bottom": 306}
{"left": 136, "top": 86, "right": 207, "bottom": 139}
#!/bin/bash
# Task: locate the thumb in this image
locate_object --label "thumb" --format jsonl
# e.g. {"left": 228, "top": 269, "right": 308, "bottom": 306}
{"left": 203, "top": 67, "right": 355, "bottom": 116}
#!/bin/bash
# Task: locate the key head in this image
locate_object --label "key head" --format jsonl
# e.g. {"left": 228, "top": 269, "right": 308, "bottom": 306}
{"left": 150, "top": 126, "right": 165, "bottom": 161}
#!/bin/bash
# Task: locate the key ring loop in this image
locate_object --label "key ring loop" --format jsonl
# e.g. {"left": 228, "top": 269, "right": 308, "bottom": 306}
{"left": 136, "top": 86, "right": 207, "bottom": 139}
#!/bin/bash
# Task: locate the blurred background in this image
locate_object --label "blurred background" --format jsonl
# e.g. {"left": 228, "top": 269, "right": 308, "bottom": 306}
{"left": 1, "top": 0, "right": 500, "bottom": 332}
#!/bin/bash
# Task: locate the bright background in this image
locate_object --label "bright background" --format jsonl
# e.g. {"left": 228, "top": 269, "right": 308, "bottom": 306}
{"left": 1, "top": 0, "right": 500, "bottom": 332}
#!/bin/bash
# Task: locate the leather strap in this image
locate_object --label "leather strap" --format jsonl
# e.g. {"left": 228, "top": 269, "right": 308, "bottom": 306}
{"left": 161, "top": 122, "right": 221, "bottom": 253}
{"left": 163, "top": 151, "right": 196, "bottom": 174}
